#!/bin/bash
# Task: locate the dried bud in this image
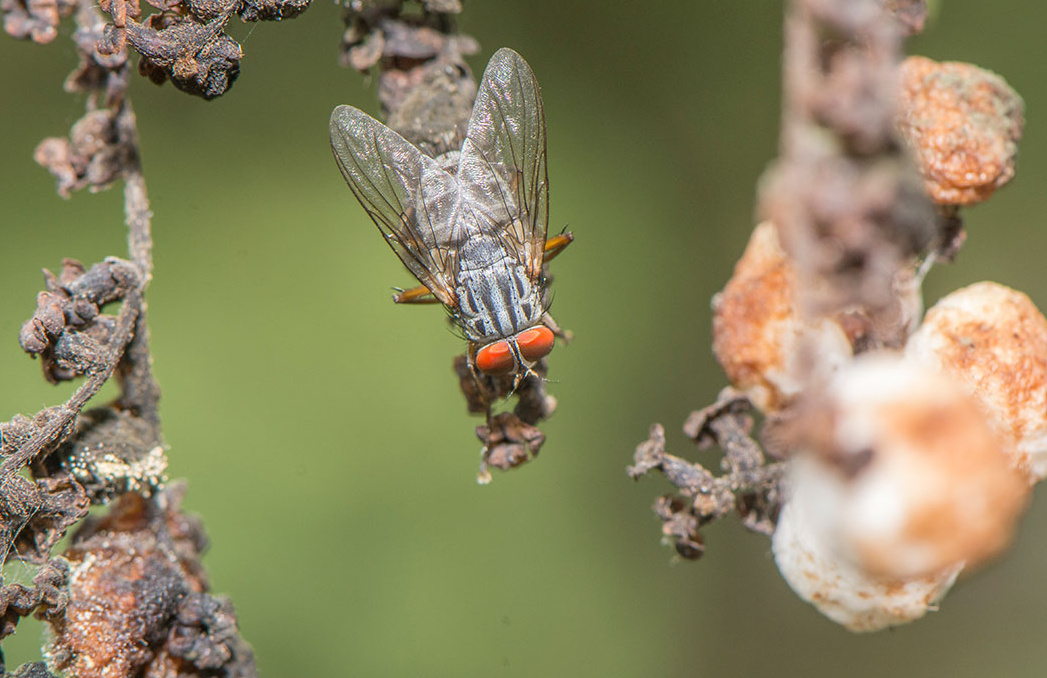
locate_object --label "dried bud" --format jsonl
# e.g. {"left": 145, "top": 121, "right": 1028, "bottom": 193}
{"left": 773, "top": 494, "right": 959, "bottom": 632}
{"left": 906, "top": 282, "right": 1047, "bottom": 482}
{"left": 788, "top": 353, "right": 1028, "bottom": 580}
{"left": 712, "top": 222, "right": 852, "bottom": 412}
{"left": 476, "top": 412, "right": 544, "bottom": 484}
{"left": 653, "top": 496, "right": 704, "bottom": 560}
{"left": 238, "top": 0, "right": 310, "bottom": 22}
{"left": 20, "top": 291, "right": 67, "bottom": 354}
{"left": 897, "top": 56, "right": 1024, "bottom": 206}
{"left": 126, "top": 17, "right": 242, "bottom": 100}
{"left": 66, "top": 3, "right": 128, "bottom": 99}
{"left": 0, "top": 558, "right": 70, "bottom": 640}
{"left": 1, "top": 0, "right": 75, "bottom": 43}
{"left": 34, "top": 109, "right": 124, "bottom": 197}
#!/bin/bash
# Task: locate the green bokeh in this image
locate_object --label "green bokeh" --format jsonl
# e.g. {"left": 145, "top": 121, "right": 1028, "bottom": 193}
{"left": 2, "top": 1, "right": 1046, "bottom": 675}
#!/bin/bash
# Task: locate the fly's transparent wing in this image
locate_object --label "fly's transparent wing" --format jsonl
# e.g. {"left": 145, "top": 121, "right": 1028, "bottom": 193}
{"left": 457, "top": 48, "right": 549, "bottom": 281}
{"left": 329, "top": 105, "right": 463, "bottom": 307}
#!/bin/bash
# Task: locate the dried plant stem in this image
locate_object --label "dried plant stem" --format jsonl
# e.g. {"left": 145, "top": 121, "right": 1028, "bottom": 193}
{"left": 121, "top": 108, "right": 154, "bottom": 281}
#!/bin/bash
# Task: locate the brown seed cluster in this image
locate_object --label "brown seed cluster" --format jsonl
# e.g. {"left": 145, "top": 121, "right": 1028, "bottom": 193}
{"left": 897, "top": 56, "right": 1024, "bottom": 206}
{"left": 45, "top": 487, "right": 256, "bottom": 678}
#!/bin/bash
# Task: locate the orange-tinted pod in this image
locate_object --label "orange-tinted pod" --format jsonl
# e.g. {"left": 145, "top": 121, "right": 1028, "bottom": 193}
{"left": 476, "top": 340, "right": 515, "bottom": 374}
{"left": 517, "top": 325, "right": 555, "bottom": 362}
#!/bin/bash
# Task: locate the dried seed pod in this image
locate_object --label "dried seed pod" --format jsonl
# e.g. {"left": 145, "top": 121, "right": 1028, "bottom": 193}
{"left": 788, "top": 352, "right": 1028, "bottom": 580}
{"left": 712, "top": 222, "right": 852, "bottom": 413}
{"left": 773, "top": 492, "right": 960, "bottom": 632}
{"left": 897, "top": 56, "right": 1024, "bottom": 206}
{"left": 126, "top": 16, "right": 242, "bottom": 100}
{"left": 905, "top": 282, "right": 1047, "bottom": 482}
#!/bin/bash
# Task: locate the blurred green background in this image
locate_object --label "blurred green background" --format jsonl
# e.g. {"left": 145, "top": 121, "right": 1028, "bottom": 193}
{"left": 2, "top": 1, "right": 1046, "bottom": 675}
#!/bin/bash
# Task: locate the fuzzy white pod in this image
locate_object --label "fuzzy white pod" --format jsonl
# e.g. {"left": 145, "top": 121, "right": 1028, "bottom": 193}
{"left": 781, "top": 352, "right": 1028, "bottom": 581}
{"left": 905, "top": 281, "right": 1047, "bottom": 482}
{"left": 773, "top": 487, "right": 960, "bottom": 632}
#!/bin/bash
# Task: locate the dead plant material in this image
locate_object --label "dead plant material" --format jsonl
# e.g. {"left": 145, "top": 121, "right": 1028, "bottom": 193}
{"left": 456, "top": 355, "right": 557, "bottom": 483}
{"left": 35, "top": 109, "right": 129, "bottom": 197}
{"left": 629, "top": 390, "right": 786, "bottom": 557}
{"left": 88, "top": 0, "right": 310, "bottom": 100}
{"left": 3, "top": 0, "right": 252, "bottom": 670}
{"left": 0, "top": 663, "right": 60, "bottom": 678}
{"left": 339, "top": 0, "right": 479, "bottom": 157}
{"left": 639, "top": 0, "right": 930, "bottom": 562}
{"left": 0, "top": 471, "right": 89, "bottom": 566}
{"left": 476, "top": 412, "right": 546, "bottom": 483}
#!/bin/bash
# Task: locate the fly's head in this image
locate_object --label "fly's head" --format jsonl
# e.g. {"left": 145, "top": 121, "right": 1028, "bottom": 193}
{"left": 470, "top": 324, "right": 556, "bottom": 385}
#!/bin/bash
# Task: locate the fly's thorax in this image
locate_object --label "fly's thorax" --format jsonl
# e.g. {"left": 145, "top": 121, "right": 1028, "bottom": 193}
{"left": 455, "top": 236, "right": 545, "bottom": 344}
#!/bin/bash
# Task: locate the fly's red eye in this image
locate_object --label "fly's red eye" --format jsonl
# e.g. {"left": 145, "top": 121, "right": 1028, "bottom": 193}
{"left": 516, "top": 325, "right": 555, "bottom": 362}
{"left": 476, "top": 340, "right": 515, "bottom": 375}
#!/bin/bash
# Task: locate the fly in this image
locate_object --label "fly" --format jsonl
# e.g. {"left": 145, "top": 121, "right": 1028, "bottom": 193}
{"left": 329, "top": 48, "right": 571, "bottom": 384}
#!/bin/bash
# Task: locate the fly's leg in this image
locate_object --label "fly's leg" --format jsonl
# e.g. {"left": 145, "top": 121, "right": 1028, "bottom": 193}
{"left": 540, "top": 233, "right": 574, "bottom": 344}
{"left": 543, "top": 231, "right": 573, "bottom": 263}
{"left": 392, "top": 285, "right": 441, "bottom": 304}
